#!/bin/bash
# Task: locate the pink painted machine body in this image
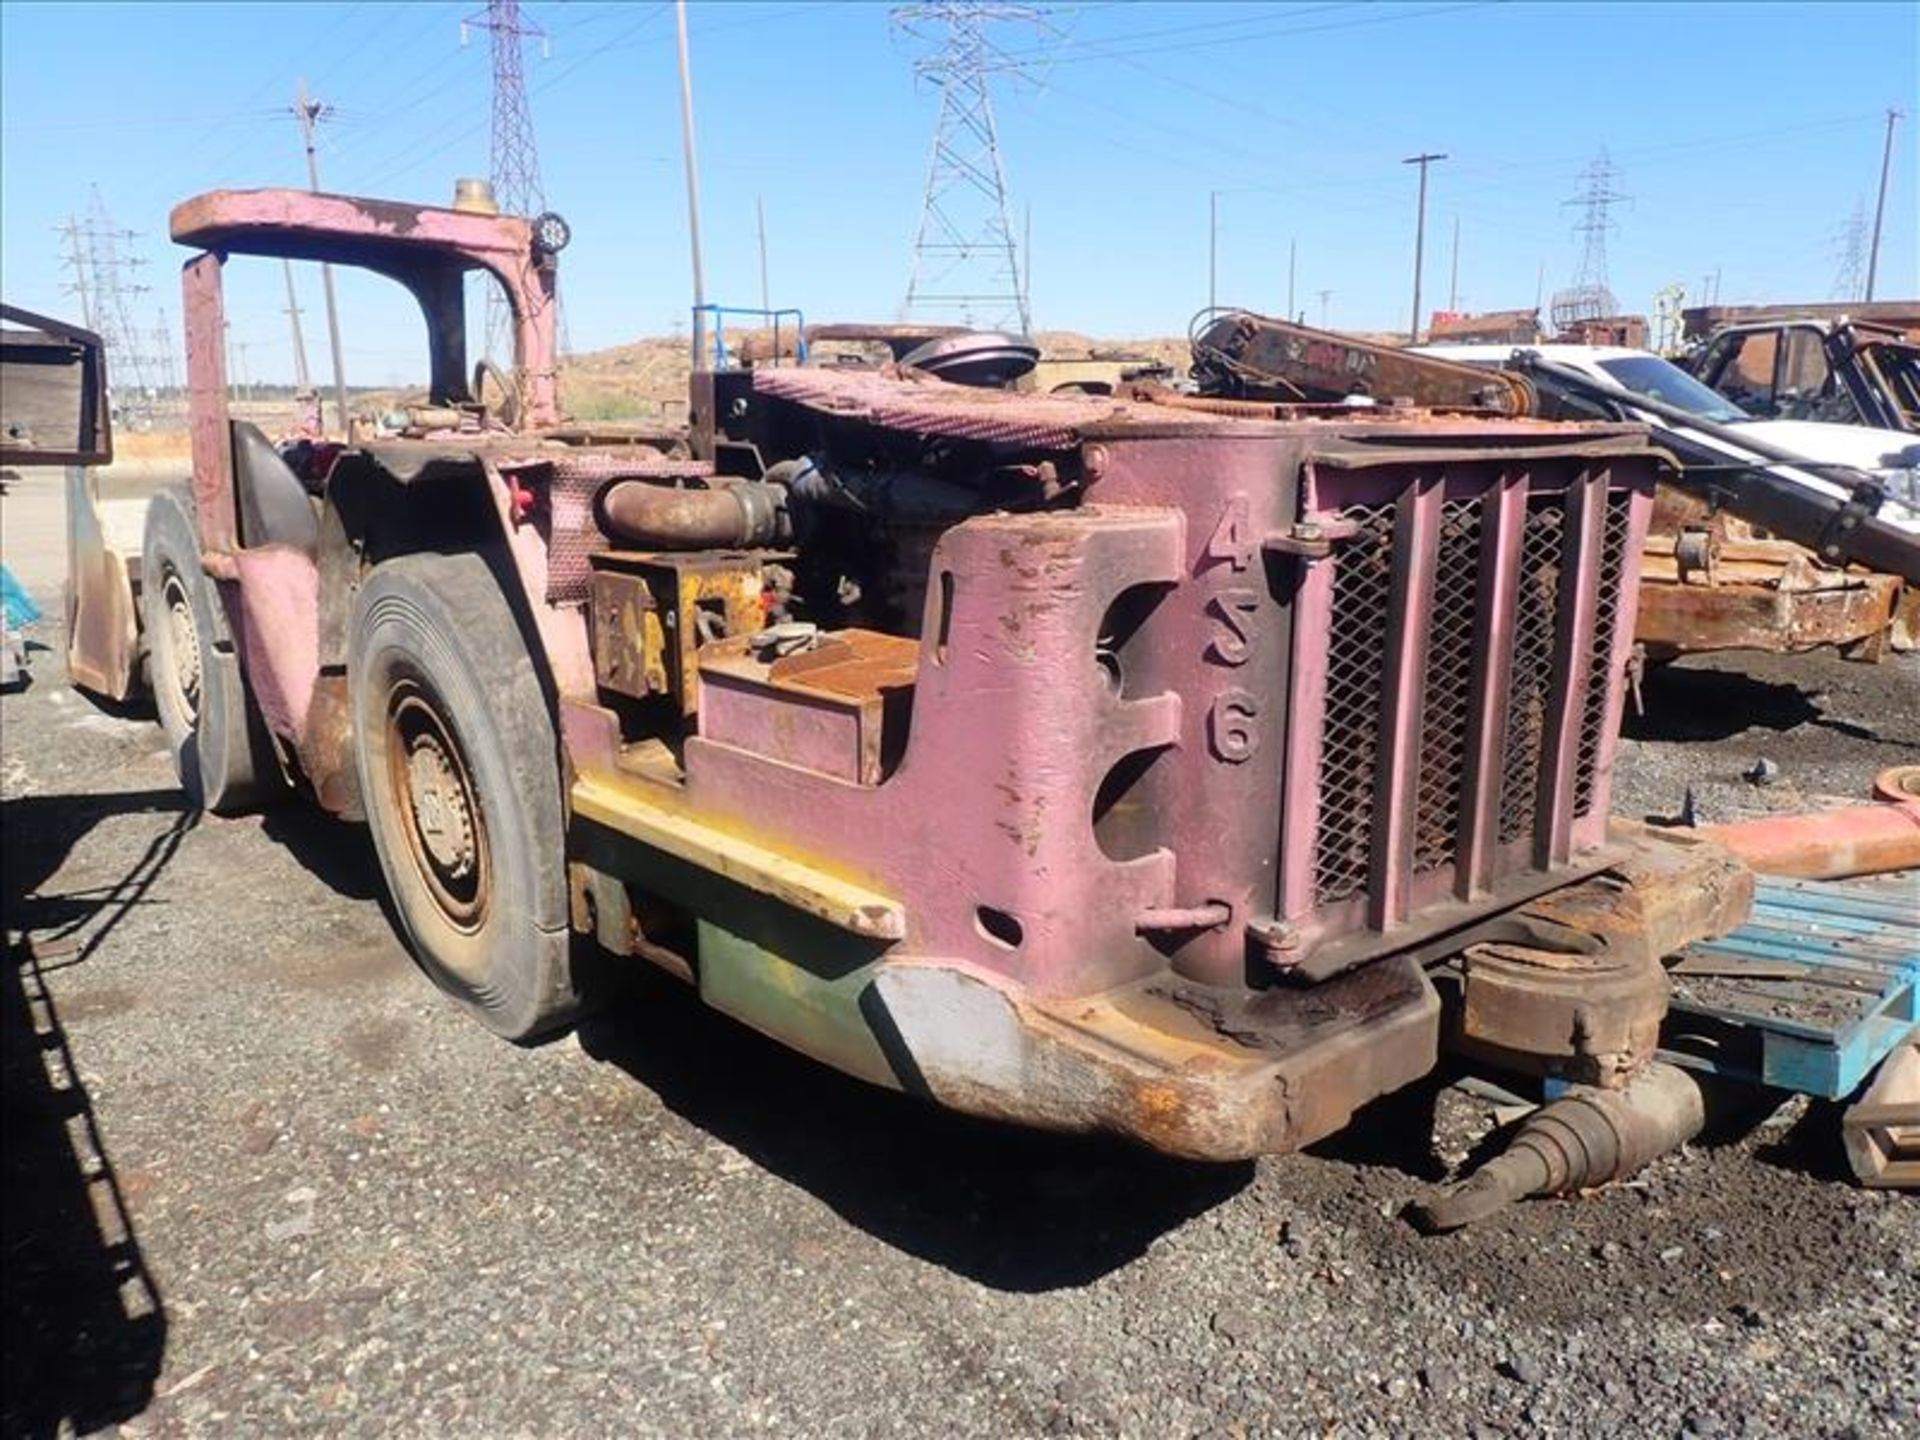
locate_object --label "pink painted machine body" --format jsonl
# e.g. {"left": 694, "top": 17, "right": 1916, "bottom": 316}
{"left": 149, "top": 185, "right": 1732, "bottom": 1161}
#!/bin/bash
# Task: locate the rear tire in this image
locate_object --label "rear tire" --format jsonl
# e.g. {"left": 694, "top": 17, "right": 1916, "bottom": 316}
{"left": 141, "top": 486, "right": 280, "bottom": 814}
{"left": 349, "top": 551, "right": 583, "bottom": 1041}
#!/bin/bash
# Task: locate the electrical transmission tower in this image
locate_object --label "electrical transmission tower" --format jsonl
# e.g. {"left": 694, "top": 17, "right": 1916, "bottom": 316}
{"left": 463, "top": 0, "right": 564, "bottom": 366}
{"left": 57, "top": 188, "right": 158, "bottom": 418}
{"left": 1551, "top": 149, "right": 1627, "bottom": 332}
{"left": 896, "top": 2, "right": 1045, "bottom": 335}
{"left": 1832, "top": 196, "right": 1869, "bottom": 302}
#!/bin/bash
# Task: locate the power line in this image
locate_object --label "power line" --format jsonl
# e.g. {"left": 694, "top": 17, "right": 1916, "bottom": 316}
{"left": 897, "top": 2, "right": 1048, "bottom": 334}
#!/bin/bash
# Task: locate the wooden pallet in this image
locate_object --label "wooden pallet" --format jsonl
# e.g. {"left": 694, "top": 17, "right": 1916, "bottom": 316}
{"left": 1659, "top": 875, "right": 1919, "bottom": 1101}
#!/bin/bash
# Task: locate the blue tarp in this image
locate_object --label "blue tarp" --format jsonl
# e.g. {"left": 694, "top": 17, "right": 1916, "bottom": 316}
{"left": 0, "top": 565, "right": 41, "bottom": 629}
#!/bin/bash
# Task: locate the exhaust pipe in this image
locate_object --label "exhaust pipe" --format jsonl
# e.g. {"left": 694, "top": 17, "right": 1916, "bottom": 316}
{"left": 1410, "top": 1063, "right": 1705, "bottom": 1232}
{"left": 600, "top": 479, "right": 788, "bottom": 550}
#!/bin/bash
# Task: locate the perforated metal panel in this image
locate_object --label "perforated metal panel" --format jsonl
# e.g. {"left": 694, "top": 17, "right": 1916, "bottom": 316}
{"left": 1313, "top": 504, "right": 1395, "bottom": 905}
{"left": 1495, "top": 499, "right": 1565, "bottom": 847}
{"left": 1413, "top": 499, "right": 1483, "bottom": 873}
{"left": 1572, "top": 491, "right": 1634, "bottom": 818}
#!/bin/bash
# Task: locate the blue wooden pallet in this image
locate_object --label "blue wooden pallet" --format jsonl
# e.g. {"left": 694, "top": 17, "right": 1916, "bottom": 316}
{"left": 1659, "top": 874, "right": 1919, "bottom": 1100}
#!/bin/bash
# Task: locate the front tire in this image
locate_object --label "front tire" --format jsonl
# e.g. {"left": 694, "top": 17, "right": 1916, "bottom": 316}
{"left": 349, "top": 551, "right": 582, "bottom": 1040}
{"left": 141, "top": 486, "right": 280, "bottom": 814}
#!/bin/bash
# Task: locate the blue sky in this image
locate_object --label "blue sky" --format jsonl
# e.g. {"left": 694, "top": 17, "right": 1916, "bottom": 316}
{"left": 3, "top": 1, "right": 1916, "bottom": 385}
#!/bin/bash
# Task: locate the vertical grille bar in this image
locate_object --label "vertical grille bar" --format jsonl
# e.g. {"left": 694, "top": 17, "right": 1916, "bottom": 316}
{"left": 1368, "top": 476, "right": 1442, "bottom": 929}
{"left": 1455, "top": 470, "right": 1528, "bottom": 898}
{"left": 1534, "top": 468, "right": 1608, "bottom": 869}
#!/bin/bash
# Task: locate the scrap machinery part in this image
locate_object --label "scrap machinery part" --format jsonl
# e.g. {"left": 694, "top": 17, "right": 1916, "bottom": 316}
{"left": 1189, "top": 308, "right": 1536, "bottom": 414}
{"left": 1409, "top": 1062, "right": 1707, "bottom": 1231}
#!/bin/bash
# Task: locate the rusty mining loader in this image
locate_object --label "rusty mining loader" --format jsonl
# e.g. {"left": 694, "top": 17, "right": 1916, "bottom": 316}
{"left": 39, "top": 187, "right": 1799, "bottom": 1225}
{"left": 1188, "top": 308, "right": 1920, "bottom": 662}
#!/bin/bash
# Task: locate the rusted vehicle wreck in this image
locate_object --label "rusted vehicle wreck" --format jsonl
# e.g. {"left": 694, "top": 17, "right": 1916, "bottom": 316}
{"left": 63, "top": 188, "right": 1767, "bottom": 1197}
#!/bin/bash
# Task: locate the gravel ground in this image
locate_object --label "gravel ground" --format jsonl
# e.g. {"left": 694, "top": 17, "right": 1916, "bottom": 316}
{"left": 3, "top": 476, "right": 1916, "bottom": 1439}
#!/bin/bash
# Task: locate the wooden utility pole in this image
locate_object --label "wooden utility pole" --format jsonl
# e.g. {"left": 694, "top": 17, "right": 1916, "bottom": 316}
{"left": 1403, "top": 152, "right": 1447, "bottom": 341}
{"left": 1448, "top": 215, "right": 1460, "bottom": 313}
{"left": 280, "top": 260, "right": 312, "bottom": 391}
{"left": 1208, "top": 189, "right": 1219, "bottom": 313}
{"left": 1866, "top": 106, "right": 1904, "bottom": 301}
{"left": 675, "top": 0, "right": 708, "bottom": 370}
{"left": 756, "top": 194, "right": 770, "bottom": 315}
{"left": 1287, "top": 237, "right": 1296, "bottom": 322}
{"left": 293, "top": 80, "right": 350, "bottom": 434}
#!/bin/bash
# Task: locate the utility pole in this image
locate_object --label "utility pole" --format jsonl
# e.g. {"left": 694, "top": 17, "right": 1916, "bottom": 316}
{"left": 1866, "top": 105, "right": 1904, "bottom": 301}
{"left": 1553, "top": 150, "right": 1628, "bottom": 330}
{"left": 463, "top": 1, "right": 563, "bottom": 363}
{"left": 1448, "top": 214, "right": 1460, "bottom": 314}
{"left": 57, "top": 216, "right": 94, "bottom": 330}
{"left": 294, "top": 80, "right": 351, "bottom": 435}
{"left": 280, "top": 260, "right": 312, "bottom": 391}
{"left": 58, "top": 191, "right": 156, "bottom": 414}
{"left": 1403, "top": 151, "right": 1447, "bottom": 342}
{"left": 1209, "top": 188, "right": 1219, "bottom": 313}
{"left": 674, "top": 0, "right": 708, "bottom": 369}
{"left": 897, "top": 2, "right": 1042, "bottom": 334}
{"left": 1316, "top": 288, "right": 1333, "bottom": 329}
{"left": 756, "top": 194, "right": 771, "bottom": 315}
{"left": 1287, "top": 238, "right": 1296, "bottom": 323}
{"left": 1023, "top": 201, "right": 1032, "bottom": 323}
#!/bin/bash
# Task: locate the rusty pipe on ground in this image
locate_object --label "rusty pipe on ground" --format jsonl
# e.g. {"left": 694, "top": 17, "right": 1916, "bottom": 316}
{"left": 1409, "top": 1063, "right": 1705, "bottom": 1232}
{"left": 1697, "top": 799, "right": 1920, "bottom": 880}
{"left": 600, "top": 479, "right": 789, "bottom": 550}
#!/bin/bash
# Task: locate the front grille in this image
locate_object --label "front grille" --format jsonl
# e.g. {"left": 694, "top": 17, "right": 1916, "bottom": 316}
{"left": 1496, "top": 500, "right": 1565, "bottom": 846}
{"left": 1572, "top": 492, "right": 1634, "bottom": 818}
{"left": 1298, "top": 470, "right": 1640, "bottom": 923}
{"left": 1412, "top": 500, "right": 1483, "bottom": 873}
{"left": 1314, "top": 505, "right": 1395, "bottom": 905}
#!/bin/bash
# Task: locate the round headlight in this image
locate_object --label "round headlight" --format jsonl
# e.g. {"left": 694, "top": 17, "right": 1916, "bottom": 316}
{"left": 532, "top": 211, "right": 571, "bottom": 255}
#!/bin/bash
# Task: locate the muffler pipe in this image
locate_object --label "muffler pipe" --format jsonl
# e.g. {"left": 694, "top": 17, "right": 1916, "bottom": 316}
{"left": 1410, "top": 1062, "right": 1706, "bottom": 1232}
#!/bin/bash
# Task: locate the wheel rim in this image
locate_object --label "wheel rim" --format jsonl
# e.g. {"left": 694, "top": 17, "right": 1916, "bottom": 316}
{"left": 158, "top": 567, "right": 202, "bottom": 722}
{"left": 384, "top": 681, "right": 491, "bottom": 943}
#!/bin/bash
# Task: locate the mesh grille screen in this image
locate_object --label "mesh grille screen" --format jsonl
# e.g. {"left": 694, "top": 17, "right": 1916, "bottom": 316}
{"left": 1496, "top": 500, "right": 1566, "bottom": 845}
{"left": 1572, "top": 491, "right": 1634, "bottom": 817}
{"left": 1412, "top": 499, "right": 1484, "bottom": 873}
{"left": 1313, "top": 504, "right": 1395, "bottom": 905}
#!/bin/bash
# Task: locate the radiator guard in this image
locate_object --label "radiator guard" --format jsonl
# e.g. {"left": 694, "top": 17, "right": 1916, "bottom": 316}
{"left": 1275, "top": 453, "right": 1654, "bottom": 980}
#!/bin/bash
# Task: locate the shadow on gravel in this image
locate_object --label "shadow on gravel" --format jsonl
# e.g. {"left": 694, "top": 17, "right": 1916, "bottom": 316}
{"left": 575, "top": 967, "right": 1251, "bottom": 1292}
{"left": 1626, "top": 659, "right": 1916, "bottom": 749}
{"left": 1625, "top": 663, "right": 1821, "bottom": 742}
{"left": 2, "top": 788, "right": 178, "bottom": 1436}
{"left": 261, "top": 806, "right": 388, "bottom": 907}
